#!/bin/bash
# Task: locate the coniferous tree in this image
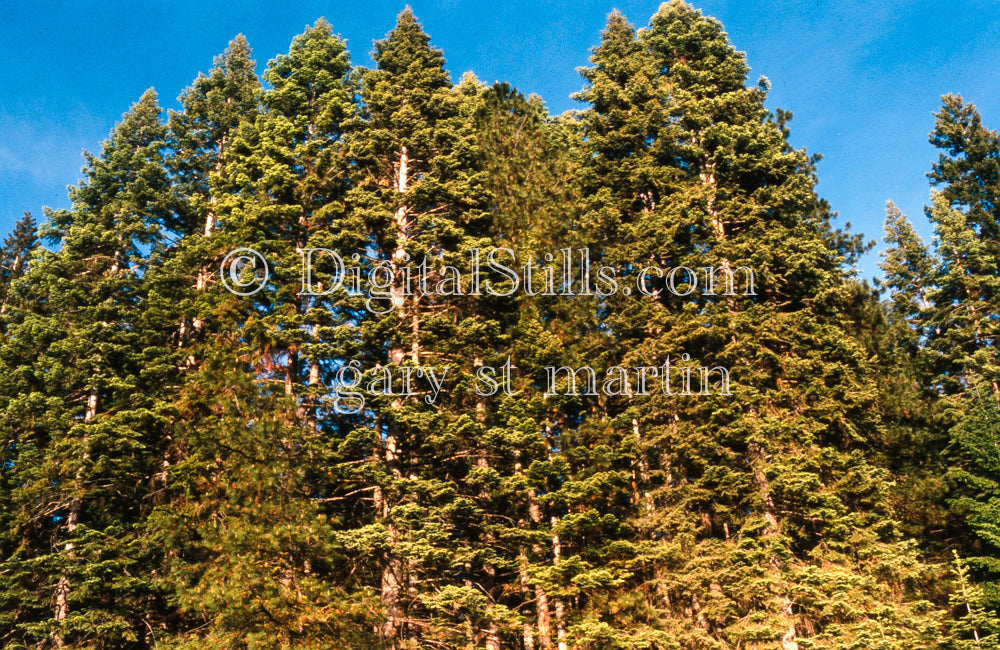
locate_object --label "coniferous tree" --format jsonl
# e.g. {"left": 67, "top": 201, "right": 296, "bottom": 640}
{"left": 879, "top": 95, "right": 1000, "bottom": 648}
{"left": 924, "top": 95, "right": 1000, "bottom": 635}
{"left": 3, "top": 6, "right": 995, "bottom": 648}
{"left": 469, "top": 78, "right": 621, "bottom": 650}
{"left": 882, "top": 202, "right": 935, "bottom": 337}
{"left": 0, "top": 89, "right": 173, "bottom": 649}
{"left": 343, "top": 9, "right": 532, "bottom": 647}
{"left": 148, "top": 22, "right": 374, "bottom": 648}
{"left": 572, "top": 3, "right": 947, "bottom": 647}
{"left": 167, "top": 34, "right": 262, "bottom": 239}
{"left": 0, "top": 211, "right": 39, "bottom": 324}
{"left": 877, "top": 203, "right": 954, "bottom": 550}
{"left": 161, "top": 34, "right": 263, "bottom": 352}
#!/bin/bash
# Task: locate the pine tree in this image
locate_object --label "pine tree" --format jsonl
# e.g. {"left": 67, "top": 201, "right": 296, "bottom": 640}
{"left": 572, "top": 2, "right": 947, "bottom": 647}
{"left": 467, "top": 77, "right": 628, "bottom": 650}
{"left": 0, "top": 89, "right": 174, "bottom": 648}
{"left": 950, "top": 550, "right": 1000, "bottom": 649}
{"left": 920, "top": 95, "right": 1000, "bottom": 633}
{"left": 154, "top": 34, "right": 263, "bottom": 365}
{"left": 342, "top": 9, "right": 542, "bottom": 647}
{"left": 877, "top": 203, "right": 954, "bottom": 553}
{"left": 924, "top": 95, "right": 1000, "bottom": 400}
{"left": 881, "top": 201, "right": 935, "bottom": 336}
{"left": 147, "top": 21, "right": 374, "bottom": 648}
{"left": 167, "top": 34, "right": 261, "bottom": 239}
{"left": 0, "top": 211, "right": 39, "bottom": 325}
{"left": 148, "top": 347, "right": 379, "bottom": 649}
{"left": 929, "top": 95, "right": 1000, "bottom": 240}
{"left": 248, "top": 16, "right": 362, "bottom": 403}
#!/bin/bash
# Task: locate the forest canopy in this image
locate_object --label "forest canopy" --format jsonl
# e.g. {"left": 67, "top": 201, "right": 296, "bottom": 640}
{"left": 1, "top": 3, "right": 999, "bottom": 649}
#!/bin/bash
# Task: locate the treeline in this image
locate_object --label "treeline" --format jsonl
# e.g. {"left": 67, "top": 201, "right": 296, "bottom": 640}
{"left": 0, "top": 1, "right": 998, "bottom": 648}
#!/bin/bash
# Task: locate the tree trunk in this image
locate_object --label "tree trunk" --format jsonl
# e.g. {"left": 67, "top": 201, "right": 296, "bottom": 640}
{"left": 520, "top": 547, "right": 535, "bottom": 650}
{"left": 551, "top": 516, "right": 567, "bottom": 650}
{"left": 53, "top": 389, "right": 97, "bottom": 647}
{"left": 0, "top": 252, "right": 21, "bottom": 318}
{"left": 535, "top": 582, "right": 552, "bottom": 650}
{"left": 631, "top": 416, "right": 652, "bottom": 509}
{"left": 749, "top": 442, "right": 797, "bottom": 648}
{"left": 380, "top": 144, "right": 412, "bottom": 650}
{"left": 381, "top": 522, "right": 404, "bottom": 650}
{"left": 484, "top": 622, "right": 501, "bottom": 650}
{"left": 528, "top": 486, "right": 552, "bottom": 649}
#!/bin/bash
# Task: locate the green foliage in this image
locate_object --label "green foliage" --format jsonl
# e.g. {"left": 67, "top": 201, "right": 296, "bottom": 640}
{"left": 880, "top": 91, "right": 1000, "bottom": 650}
{"left": 1, "top": 3, "right": 994, "bottom": 648}
{"left": 949, "top": 550, "right": 1000, "bottom": 649}
{"left": 0, "top": 89, "right": 175, "bottom": 648}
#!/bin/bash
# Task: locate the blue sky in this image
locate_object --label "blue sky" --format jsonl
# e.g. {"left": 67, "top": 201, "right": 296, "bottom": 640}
{"left": 1, "top": 0, "right": 998, "bottom": 280}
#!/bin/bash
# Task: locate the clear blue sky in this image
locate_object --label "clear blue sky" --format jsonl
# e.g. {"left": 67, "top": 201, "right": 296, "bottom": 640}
{"left": 2, "top": 0, "right": 998, "bottom": 281}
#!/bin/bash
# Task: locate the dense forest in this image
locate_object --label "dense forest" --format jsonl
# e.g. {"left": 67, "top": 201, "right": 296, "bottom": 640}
{"left": 1, "top": 2, "right": 999, "bottom": 648}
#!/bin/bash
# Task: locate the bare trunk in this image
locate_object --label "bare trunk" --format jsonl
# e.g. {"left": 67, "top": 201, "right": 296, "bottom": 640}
{"left": 285, "top": 351, "right": 297, "bottom": 397}
{"left": 958, "top": 568, "right": 984, "bottom": 647}
{"left": 781, "top": 596, "right": 799, "bottom": 650}
{"left": 52, "top": 575, "right": 70, "bottom": 646}
{"left": 184, "top": 146, "right": 225, "bottom": 349}
{"left": 379, "top": 436, "right": 403, "bottom": 647}
{"left": 631, "top": 417, "right": 651, "bottom": 509}
{"left": 475, "top": 355, "right": 486, "bottom": 419}
{"left": 515, "top": 452, "right": 538, "bottom": 650}
{"left": 701, "top": 162, "right": 738, "bottom": 311}
{"left": 528, "top": 485, "right": 551, "bottom": 649}
{"left": 0, "top": 252, "right": 20, "bottom": 318}
{"left": 381, "top": 523, "right": 404, "bottom": 650}
{"left": 484, "top": 623, "right": 501, "bottom": 650}
{"left": 520, "top": 548, "right": 535, "bottom": 650}
{"left": 306, "top": 323, "right": 321, "bottom": 430}
{"left": 749, "top": 443, "right": 779, "bottom": 537}
{"left": 204, "top": 210, "right": 215, "bottom": 238}
{"left": 204, "top": 136, "right": 223, "bottom": 237}
{"left": 84, "top": 383, "right": 97, "bottom": 427}
{"left": 53, "top": 390, "right": 97, "bottom": 646}
{"left": 749, "top": 442, "right": 797, "bottom": 647}
{"left": 309, "top": 356, "right": 320, "bottom": 389}
{"left": 389, "top": 145, "right": 411, "bottom": 333}
{"left": 185, "top": 160, "right": 220, "bottom": 346}
{"left": 380, "top": 145, "right": 411, "bottom": 650}
{"left": 535, "top": 583, "right": 552, "bottom": 650}
{"left": 551, "top": 516, "right": 567, "bottom": 650}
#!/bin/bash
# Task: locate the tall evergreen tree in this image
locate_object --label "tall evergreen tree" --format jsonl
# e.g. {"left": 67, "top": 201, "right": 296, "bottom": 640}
{"left": 148, "top": 21, "right": 373, "bottom": 648}
{"left": 876, "top": 203, "right": 955, "bottom": 552}
{"left": 0, "top": 211, "right": 39, "bottom": 324}
{"left": 878, "top": 94, "right": 1000, "bottom": 650}
{"left": 466, "top": 77, "right": 621, "bottom": 650}
{"left": 249, "top": 16, "right": 361, "bottom": 402}
{"left": 156, "top": 34, "right": 263, "bottom": 363}
{"left": 0, "top": 89, "right": 174, "bottom": 648}
{"left": 571, "top": 3, "right": 947, "bottom": 647}
{"left": 881, "top": 201, "right": 935, "bottom": 336}
{"left": 343, "top": 9, "right": 532, "bottom": 647}
{"left": 167, "top": 34, "right": 261, "bottom": 239}
{"left": 923, "top": 95, "right": 1000, "bottom": 640}
{"left": 923, "top": 94, "right": 1000, "bottom": 413}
